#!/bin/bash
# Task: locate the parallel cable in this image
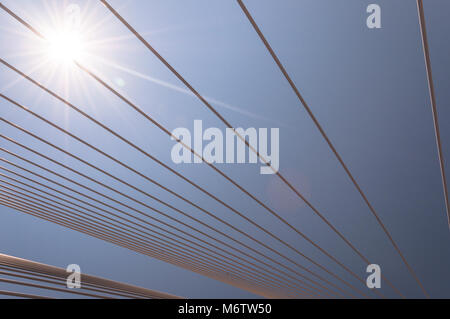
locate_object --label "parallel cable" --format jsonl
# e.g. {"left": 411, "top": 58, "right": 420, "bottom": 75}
{"left": 0, "top": 268, "right": 144, "bottom": 299}
{"left": 0, "top": 198, "right": 225, "bottom": 287}
{"left": 0, "top": 58, "right": 374, "bottom": 298}
{"left": 0, "top": 265, "right": 140, "bottom": 299}
{"left": 0, "top": 226, "right": 254, "bottom": 298}
{"left": 6, "top": 203, "right": 298, "bottom": 298}
{"left": 0, "top": 150, "right": 327, "bottom": 298}
{"left": 0, "top": 171, "right": 311, "bottom": 299}
{"left": 1, "top": 199, "right": 271, "bottom": 297}
{"left": 0, "top": 277, "right": 111, "bottom": 299}
{"left": 0, "top": 196, "right": 295, "bottom": 300}
{"left": 0, "top": 184, "right": 308, "bottom": 298}
{"left": 0, "top": 202, "right": 292, "bottom": 299}
{"left": 98, "top": 0, "right": 399, "bottom": 296}
{"left": 416, "top": 0, "right": 450, "bottom": 230}
{"left": 0, "top": 103, "right": 364, "bottom": 297}
{"left": 0, "top": 253, "right": 184, "bottom": 299}
{"left": 0, "top": 289, "right": 51, "bottom": 299}
{"left": 74, "top": 61, "right": 372, "bottom": 297}
{"left": 0, "top": 2, "right": 386, "bottom": 297}
{"left": 0, "top": 118, "right": 340, "bottom": 298}
{"left": 0, "top": 198, "right": 289, "bottom": 298}
{"left": 0, "top": 201, "right": 272, "bottom": 299}
{"left": 0, "top": 122, "right": 346, "bottom": 298}
{"left": 0, "top": 161, "right": 311, "bottom": 298}
{"left": 0, "top": 178, "right": 307, "bottom": 298}
{"left": 235, "top": 0, "right": 422, "bottom": 297}
{"left": 0, "top": 265, "right": 145, "bottom": 299}
{"left": 0, "top": 253, "right": 182, "bottom": 299}
{"left": 0, "top": 187, "right": 286, "bottom": 298}
{"left": 0, "top": 143, "right": 332, "bottom": 298}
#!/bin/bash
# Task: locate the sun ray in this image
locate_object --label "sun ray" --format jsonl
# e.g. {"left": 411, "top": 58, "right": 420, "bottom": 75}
{"left": 33, "top": 60, "right": 59, "bottom": 108}
{"left": 1, "top": 59, "right": 48, "bottom": 92}
{"left": 3, "top": 48, "right": 46, "bottom": 60}
{"left": 84, "top": 30, "right": 166, "bottom": 48}
{"left": 85, "top": 0, "right": 130, "bottom": 35}
{"left": 0, "top": 25, "right": 40, "bottom": 41}
{"left": 89, "top": 53, "right": 292, "bottom": 128}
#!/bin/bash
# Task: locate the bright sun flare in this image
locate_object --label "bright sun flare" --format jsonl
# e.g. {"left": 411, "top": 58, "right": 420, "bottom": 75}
{"left": 46, "top": 29, "right": 85, "bottom": 64}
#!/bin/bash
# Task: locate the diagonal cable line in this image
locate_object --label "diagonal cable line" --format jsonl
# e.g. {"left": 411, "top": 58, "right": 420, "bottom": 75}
{"left": 0, "top": 145, "right": 336, "bottom": 298}
{"left": 0, "top": 265, "right": 137, "bottom": 299}
{"left": 0, "top": 199, "right": 256, "bottom": 297}
{"left": 0, "top": 290, "right": 51, "bottom": 299}
{"left": 235, "top": 0, "right": 427, "bottom": 297}
{"left": 0, "top": 97, "right": 366, "bottom": 297}
{"left": 0, "top": 158, "right": 320, "bottom": 298}
{"left": 416, "top": 0, "right": 450, "bottom": 230}
{"left": 0, "top": 197, "right": 292, "bottom": 298}
{"left": 0, "top": 170, "right": 317, "bottom": 298}
{"left": 0, "top": 159, "right": 318, "bottom": 299}
{"left": 0, "top": 265, "right": 147, "bottom": 299}
{"left": 0, "top": 253, "right": 182, "bottom": 299}
{"left": 0, "top": 195, "right": 280, "bottom": 298}
{"left": 0, "top": 190, "right": 300, "bottom": 298}
{"left": 0, "top": 120, "right": 349, "bottom": 299}
{"left": 0, "top": 186, "right": 298, "bottom": 298}
{"left": 0, "top": 181, "right": 311, "bottom": 298}
{"left": 0, "top": 184, "right": 307, "bottom": 298}
{"left": 0, "top": 15, "right": 382, "bottom": 296}
{"left": 0, "top": 63, "right": 375, "bottom": 299}
{"left": 0, "top": 136, "right": 344, "bottom": 299}
{"left": 0, "top": 180, "right": 293, "bottom": 298}
{"left": 72, "top": 0, "right": 397, "bottom": 297}
{"left": 0, "top": 199, "right": 223, "bottom": 285}
{"left": 97, "top": 0, "right": 402, "bottom": 296}
{"left": 0, "top": 268, "right": 144, "bottom": 299}
{"left": 0, "top": 276, "right": 111, "bottom": 299}
{"left": 0, "top": 127, "right": 350, "bottom": 298}
{"left": 0, "top": 179, "right": 302, "bottom": 299}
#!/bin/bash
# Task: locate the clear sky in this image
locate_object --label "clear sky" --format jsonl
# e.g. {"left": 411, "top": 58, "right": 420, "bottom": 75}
{"left": 0, "top": 0, "right": 449, "bottom": 298}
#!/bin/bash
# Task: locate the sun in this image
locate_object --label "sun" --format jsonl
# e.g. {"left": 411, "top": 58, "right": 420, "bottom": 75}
{"left": 46, "top": 28, "right": 85, "bottom": 64}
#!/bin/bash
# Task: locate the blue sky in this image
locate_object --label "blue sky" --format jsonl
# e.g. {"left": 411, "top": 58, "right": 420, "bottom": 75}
{"left": 0, "top": 0, "right": 449, "bottom": 298}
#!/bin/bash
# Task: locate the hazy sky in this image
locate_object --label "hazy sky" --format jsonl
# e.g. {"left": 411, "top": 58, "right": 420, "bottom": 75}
{"left": 0, "top": 0, "right": 449, "bottom": 298}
